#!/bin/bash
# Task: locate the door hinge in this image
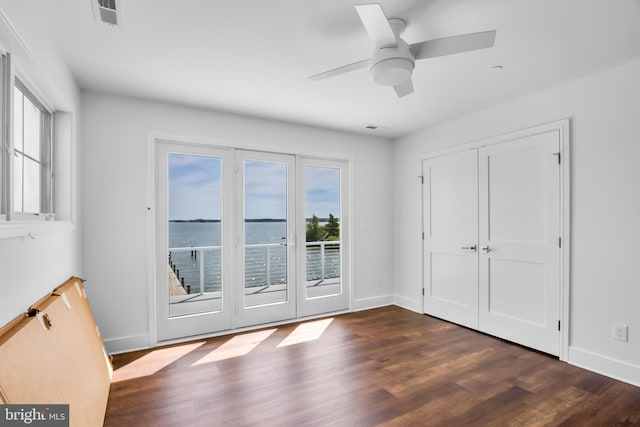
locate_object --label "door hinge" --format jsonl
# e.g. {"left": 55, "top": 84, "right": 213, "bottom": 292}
{"left": 558, "top": 237, "right": 562, "bottom": 248}
{"left": 422, "top": 288, "right": 425, "bottom": 296}
{"left": 418, "top": 175, "right": 424, "bottom": 184}
{"left": 553, "top": 152, "right": 561, "bottom": 165}
{"left": 558, "top": 320, "right": 561, "bottom": 331}
{"left": 422, "top": 232, "right": 425, "bottom": 240}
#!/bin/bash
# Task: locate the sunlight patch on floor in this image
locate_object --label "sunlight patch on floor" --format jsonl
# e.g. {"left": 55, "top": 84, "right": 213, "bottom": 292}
{"left": 192, "top": 328, "right": 276, "bottom": 366}
{"left": 277, "top": 318, "right": 334, "bottom": 348}
{"left": 112, "top": 341, "right": 205, "bottom": 383}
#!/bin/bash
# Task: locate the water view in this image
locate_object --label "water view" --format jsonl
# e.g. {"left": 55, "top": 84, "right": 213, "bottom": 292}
{"left": 168, "top": 220, "right": 340, "bottom": 294}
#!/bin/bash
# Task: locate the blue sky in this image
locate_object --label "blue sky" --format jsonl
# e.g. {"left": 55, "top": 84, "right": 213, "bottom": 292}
{"left": 244, "top": 160, "right": 287, "bottom": 219}
{"left": 168, "top": 154, "right": 221, "bottom": 221}
{"left": 305, "top": 166, "right": 340, "bottom": 219}
{"left": 168, "top": 155, "right": 340, "bottom": 220}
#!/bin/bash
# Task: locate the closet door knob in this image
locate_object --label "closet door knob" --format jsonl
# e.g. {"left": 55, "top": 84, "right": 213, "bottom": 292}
{"left": 480, "top": 246, "right": 492, "bottom": 253}
{"left": 461, "top": 245, "right": 477, "bottom": 252}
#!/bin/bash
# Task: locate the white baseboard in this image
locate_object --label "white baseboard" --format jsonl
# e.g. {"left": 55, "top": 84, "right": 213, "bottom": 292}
{"left": 103, "top": 334, "right": 151, "bottom": 355}
{"left": 394, "top": 295, "right": 421, "bottom": 313}
{"left": 568, "top": 346, "right": 640, "bottom": 387}
{"left": 352, "top": 294, "right": 394, "bottom": 311}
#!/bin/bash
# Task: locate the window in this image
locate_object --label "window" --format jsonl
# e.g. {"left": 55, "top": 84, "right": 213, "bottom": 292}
{"left": 13, "top": 79, "right": 53, "bottom": 216}
{"left": 0, "top": 52, "right": 55, "bottom": 223}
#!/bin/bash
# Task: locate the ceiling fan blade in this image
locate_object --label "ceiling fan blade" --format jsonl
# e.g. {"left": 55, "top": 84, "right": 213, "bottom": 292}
{"left": 355, "top": 3, "right": 398, "bottom": 49}
{"left": 410, "top": 30, "right": 497, "bottom": 60}
{"left": 308, "top": 58, "right": 370, "bottom": 81}
{"left": 393, "top": 79, "right": 414, "bottom": 98}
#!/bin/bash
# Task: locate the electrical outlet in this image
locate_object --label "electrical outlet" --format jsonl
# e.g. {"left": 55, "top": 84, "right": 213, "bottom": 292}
{"left": 613, "top": 323, "right": 628, "bottom": 342}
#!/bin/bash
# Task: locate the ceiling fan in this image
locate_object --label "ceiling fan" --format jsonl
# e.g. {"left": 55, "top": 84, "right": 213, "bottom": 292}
{"left": 309, "top": 3, "right": 497, "bottom": 98}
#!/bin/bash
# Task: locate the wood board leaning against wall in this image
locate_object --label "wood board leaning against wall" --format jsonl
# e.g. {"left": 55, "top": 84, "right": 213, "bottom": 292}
{"left": 0, "top": 277, "right": 112, "bottom": 427}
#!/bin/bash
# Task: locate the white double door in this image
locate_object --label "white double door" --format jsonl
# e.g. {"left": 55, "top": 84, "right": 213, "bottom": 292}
{"left": 156, "top": 142, "right": 349, "bottom": 341}
{"left": 423, "top": 130, "right": 561, "bottom": 355}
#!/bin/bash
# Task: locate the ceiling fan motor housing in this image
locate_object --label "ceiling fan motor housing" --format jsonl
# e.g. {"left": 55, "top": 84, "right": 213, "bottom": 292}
{"left": 369, "top": 38, "right": 415, "bottom": 86}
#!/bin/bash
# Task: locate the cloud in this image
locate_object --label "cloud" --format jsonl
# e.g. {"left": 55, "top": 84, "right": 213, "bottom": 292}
{"left": 168, "top": 154, "right": 222, "bottom": 220}
{"left": 244, "top": 160, "right": 287, "bottom": 218}
{"left": 166, "top": 157, "right": 341, "bottom": 220}
{"left": 305, "top": 166, "right": 340, "bottom": 218}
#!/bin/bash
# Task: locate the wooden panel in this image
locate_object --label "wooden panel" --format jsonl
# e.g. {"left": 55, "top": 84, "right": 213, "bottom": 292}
{"left": 0, "top": 315, "right": 32, "bottom": 406}
{"left": 0, "top": 314, "right": 69, "bottom": 406}
{"left": 52, "top": 277, "right": 113, "bottom": 383}
{"left": 0, "top": 313, "right": 26, "bottom": 341}
{"left": 0, "top": 277, "right": 111, "bottom": 427}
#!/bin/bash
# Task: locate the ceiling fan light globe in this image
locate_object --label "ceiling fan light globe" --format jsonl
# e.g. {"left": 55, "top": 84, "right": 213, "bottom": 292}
{"left": 370, "top": 58, "right": 414, "bottom": 86}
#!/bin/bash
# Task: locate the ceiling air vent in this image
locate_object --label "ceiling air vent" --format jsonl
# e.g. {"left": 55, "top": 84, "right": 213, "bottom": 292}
{"left": 92, "top": 0, "right": 121, "bottom": 26}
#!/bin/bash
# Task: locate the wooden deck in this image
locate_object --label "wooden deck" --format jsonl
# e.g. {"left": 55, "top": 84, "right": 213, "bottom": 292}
{"left": 168, "top": 265, "right": 186, "bottom": 296}
{"left": 105, "top": 306, "right": 640, "bottom": 426}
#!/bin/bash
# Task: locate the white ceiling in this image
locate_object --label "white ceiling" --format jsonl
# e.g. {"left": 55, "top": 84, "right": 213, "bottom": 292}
{"left": 2, "top": 0, "right": 640, "bottom": 139}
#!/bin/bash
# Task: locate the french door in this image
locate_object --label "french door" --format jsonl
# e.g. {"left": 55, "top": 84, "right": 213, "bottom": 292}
{"left": 156, "top": 142, "right": 349, "bottom": 341}
{"left": 423, "top": 129, "right": 562, "bottom": 355}
{"left": 298, "top": 157, "right": 349, "bottom": 318}
{"left": 235, "top": 151, "right": 297, "bottom": 327}
{"left": 156, "top": 141, "right": 233, "bottom": 341}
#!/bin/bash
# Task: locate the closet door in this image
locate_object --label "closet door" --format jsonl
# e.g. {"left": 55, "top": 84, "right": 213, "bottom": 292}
{"left": 422, "top": 149, "right": 479, "bottom": 329}
{"left": 478, "top": 131, "right": 561, "bottom": 355}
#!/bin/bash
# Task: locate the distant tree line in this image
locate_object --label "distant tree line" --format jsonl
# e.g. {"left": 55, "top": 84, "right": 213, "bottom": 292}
{"left": 306, "top": 213, "right": 340, "bottom": 242}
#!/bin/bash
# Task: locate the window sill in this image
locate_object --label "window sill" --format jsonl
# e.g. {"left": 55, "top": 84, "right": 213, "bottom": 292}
{"left": 0, "top": 220, "right": 76, "bottom": 240}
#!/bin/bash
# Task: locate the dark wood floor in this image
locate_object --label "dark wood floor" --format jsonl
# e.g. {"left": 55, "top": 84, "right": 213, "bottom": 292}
{"left": 104, "top": 306, "right": 640, "bottom": 426}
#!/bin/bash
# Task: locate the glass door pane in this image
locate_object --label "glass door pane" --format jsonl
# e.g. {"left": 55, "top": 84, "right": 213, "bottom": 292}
{"left": 236, "top": 151, "right": 296, "bottom": 327}
{"left": 243, "top": 160, "right": 289, "bottom": 307}
{"left": 167, "top": 153, "right": 223, "bottom": 318}
{"left": 156, "top": 141, "right": 232, "bottom": 341}
{"left": 298, "top": 158, "right": 349, "bottom": 317}
{"left": 304, "top": 166, "right": 342, "bottom": 299}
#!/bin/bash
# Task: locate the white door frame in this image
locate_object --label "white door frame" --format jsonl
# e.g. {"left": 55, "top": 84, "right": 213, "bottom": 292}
{"left": 420, "top": 119, "right": 571, "bottom": 361}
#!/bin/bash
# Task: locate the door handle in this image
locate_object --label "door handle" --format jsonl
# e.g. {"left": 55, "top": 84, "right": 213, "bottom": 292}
{"left": 461, "top": 245, "right": 477, "bottom": 252}
{"left": 480, "top": 245, "right": 491, "bottom": 253}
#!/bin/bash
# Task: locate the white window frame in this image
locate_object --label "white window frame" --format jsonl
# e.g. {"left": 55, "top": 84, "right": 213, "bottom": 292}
{"left": 0, "top": 53, "right": 11, "bottom": 221}
{"left": 0, "top": 48, "right": 72, "bottom": 240}
{"left": 11, "top": 77, "right": 54, "bottom": 219}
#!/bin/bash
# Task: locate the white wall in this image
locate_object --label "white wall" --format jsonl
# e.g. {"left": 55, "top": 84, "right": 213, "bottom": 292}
{"left": 393, "top": 58, "right": 640, "bottom": 386}
{"left": 0, "top": 11, "right": 82, "bottom": 326}
{"left": 80, "top": 91, "right": 394, "bottom": 352}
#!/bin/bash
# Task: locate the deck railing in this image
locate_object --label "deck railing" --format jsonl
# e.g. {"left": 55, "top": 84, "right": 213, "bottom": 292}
{"left": 169, "top": 241, "right": 340, "bottom": 295}
{"left": 168, "top": 246, "right": 221, "bottom": 296}
{"left": 304, "top": 241, "right": 341, "bottom": 283}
